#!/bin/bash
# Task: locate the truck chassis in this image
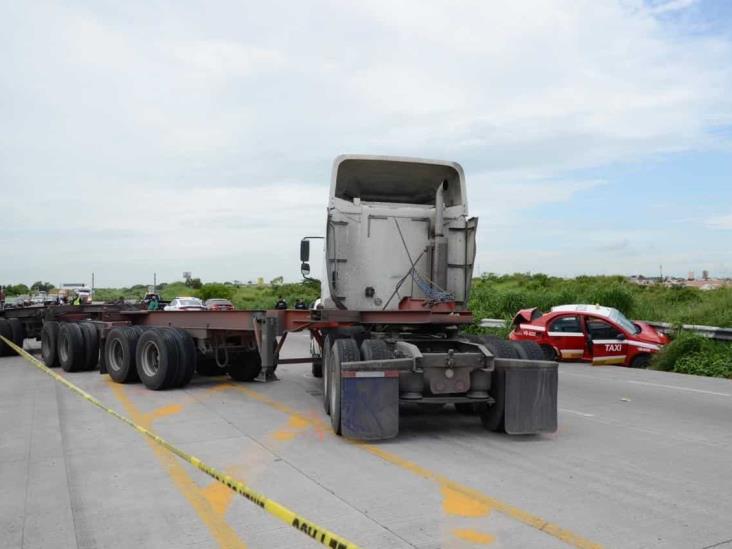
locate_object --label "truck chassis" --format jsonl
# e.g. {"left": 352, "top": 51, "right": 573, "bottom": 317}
{"left": 0, "top": 300, "right": 557, "bottom": 440}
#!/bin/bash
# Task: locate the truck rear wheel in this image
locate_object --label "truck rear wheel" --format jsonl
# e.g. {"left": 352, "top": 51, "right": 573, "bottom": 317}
{"left": 41, "top": 321, "right": 60, "bottom": 366}
{"left": 196, "top": 357, "right": 226, "bottom": 376}
{"left": 0, "top": 318, "right": 12, "bottom": 356}
{"left": 227, "top": 350, "right": 262, "bottom": 382}
{"left": 360, "top": 338, "right": 391, "bottom": 360}
{"left": 8, "top": 318, "right": 25, "bottom": 348}
{"left": 58, "top": 323, "right": 86, "bottom": 372}
{"left": 330, "top": 338, "right": 361, "bottom": 436}
{"left": 478, "top": 337, "right": 518, "bottom": 433}
{"left": 79, "top": 322, "right": 99, "bottom": 371}
{"left": 510, "top": 340, "right": 544, "bottom": 361}
{"left": 105, "top": 327, "right": 141, "bottom": 383}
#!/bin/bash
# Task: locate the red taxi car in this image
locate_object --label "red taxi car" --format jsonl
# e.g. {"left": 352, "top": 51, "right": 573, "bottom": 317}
{"left": 509, "top": 304, "right": 669, "bottom": 368}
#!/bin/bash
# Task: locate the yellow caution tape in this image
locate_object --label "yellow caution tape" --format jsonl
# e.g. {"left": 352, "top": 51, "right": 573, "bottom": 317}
{"left": 0, "top": 336, "right": 359, "bottom": 549}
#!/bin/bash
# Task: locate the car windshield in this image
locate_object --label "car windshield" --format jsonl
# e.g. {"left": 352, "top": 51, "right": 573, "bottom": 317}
{"left": 608, "top": 309, "right": 639, "bottom": 334}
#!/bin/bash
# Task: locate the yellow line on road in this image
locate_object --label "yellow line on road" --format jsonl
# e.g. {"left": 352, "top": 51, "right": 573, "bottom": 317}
{"left": 2, "top": 337, "right": 359, "bottom": 549}
{"left": 108, "top": 383, "right": 247, "bottom": 549}
{"left": 232, "top": 384, "right": 604, "bottom": 549}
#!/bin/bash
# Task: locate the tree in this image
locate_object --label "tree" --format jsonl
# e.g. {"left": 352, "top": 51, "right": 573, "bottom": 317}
{"left": 198, "top": 283, "right": 234, "bottom": 302}
{"left": 30, "top": 281, "right": 54, "bottom": 293}
{"left": 6, "top": 284, "right": 29, "bottom": 296}
{"left": 188, "top": 277, "right": 202, "bottom": 289}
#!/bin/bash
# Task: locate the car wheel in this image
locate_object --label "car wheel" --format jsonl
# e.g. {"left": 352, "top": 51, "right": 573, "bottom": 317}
{"left": 630, "top": 354, "right": 651, "bottom": 369}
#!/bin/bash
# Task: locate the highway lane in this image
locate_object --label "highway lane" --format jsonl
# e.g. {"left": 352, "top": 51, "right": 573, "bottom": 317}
{"left": 1, "top": 333, "right": 731, "bottom": 549}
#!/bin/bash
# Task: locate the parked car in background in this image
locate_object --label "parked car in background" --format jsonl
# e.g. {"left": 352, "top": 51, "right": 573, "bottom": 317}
{"left": 204, "top": 298, "right": 234, "bottom": 311}
{"left": 164, "top": 297, "right": 206, "bottom": 311}
{"left": 509, "top": 304, "right": 670, "bottom": 368}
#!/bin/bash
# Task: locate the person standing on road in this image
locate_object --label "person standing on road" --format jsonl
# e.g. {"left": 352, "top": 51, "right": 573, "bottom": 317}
{"left": 72, "top": 293, "right": 81, "bottom": 306}
{"left": 148, "top": 296, "right": 160, "bottom": 311}
{"left": 275, "top": 296, "right": 288, "bottom": 310}
{"left": 294, "top": 298, "right": 307, "bottom": 310}
{"left": 0, "top": 286, "right": 5, "bottom": 310}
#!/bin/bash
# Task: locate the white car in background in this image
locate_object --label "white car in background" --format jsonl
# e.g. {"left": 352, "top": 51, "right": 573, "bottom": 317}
{"left": 164, "top": 297, "right": 206, "bottom": 311}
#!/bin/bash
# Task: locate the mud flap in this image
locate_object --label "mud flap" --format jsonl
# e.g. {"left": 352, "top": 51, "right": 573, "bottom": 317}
{"left": 497, "top": 358, "right": 558, "bottom": 435}
{"left": 340, "top": 374, "right": 400, "bottom": 440}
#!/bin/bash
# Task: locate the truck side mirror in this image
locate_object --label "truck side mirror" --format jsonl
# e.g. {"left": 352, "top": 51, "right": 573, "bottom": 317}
{"left": 300, "top": 239, "right": 310, "bottom": 261}
{"left": 301, "top": 262, "right": 311, "bottom": 277}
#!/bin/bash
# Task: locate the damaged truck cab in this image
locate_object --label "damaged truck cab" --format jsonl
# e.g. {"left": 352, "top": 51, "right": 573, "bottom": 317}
{"left": 306, "top": 155, "right": 558, "bottom": 440}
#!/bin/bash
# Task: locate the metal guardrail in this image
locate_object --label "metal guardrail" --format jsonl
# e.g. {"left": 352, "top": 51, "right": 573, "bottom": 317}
{"left": 480, "top": 318, "right": 732, "bottom": 342}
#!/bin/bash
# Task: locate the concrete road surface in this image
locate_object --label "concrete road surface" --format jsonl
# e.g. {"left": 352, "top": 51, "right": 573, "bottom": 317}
{"left": 1, "top": 333, "right": 731, "bottom": 549}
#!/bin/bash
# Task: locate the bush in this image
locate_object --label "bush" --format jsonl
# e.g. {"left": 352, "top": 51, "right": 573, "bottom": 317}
{"left": 650, "top": 332, "right": 710, "bottom": 372}
{"left": 674, "top": 350, "right": 732, "bottom": 378}
{"left": 198, "top": 283, "right": 234, "bottom": 302}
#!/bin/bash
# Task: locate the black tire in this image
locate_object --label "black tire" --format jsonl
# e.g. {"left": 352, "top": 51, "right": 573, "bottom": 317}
{"left": 311, "top": 357, "right": 323, "bottom": 378}
{"left": 170, "top": 328, "right": 196, "bottom": 388}
{"left": 360, "top": 338, "right": 391, "bottom": 360}
{"left": 322, "top": 335, "right": 335, "bottom": 415}
{"left": 8, "top": 318, "right": 25, "bottom": 347}
{"left": 330, "top": 338, "right": 361, "bottom": 435}
{"left": 79, "top": 322, "right": 100, "bottom": 371}
{"left": 511, "top": 340, "right": 545, "bottom": 361}
{"left": 41, "top": 321, "right": 60, "bottom": 367}
{"left": 0, "top": 318, "right": 12, "bottom": 356}
{"left": 479, "top": 338, "right": 518, "bottom": 433}
{"left": 105, "top": 327, "right": 141, "bottom": 383}
{"left": 540, "top": 344, "right": 558, "bottom": 361}
{"left": 197, "top": 356, "right": 227, "bottom": 376}
{"left": 136, "top": 328, "right": 180, "bottom": 390}
{"left": 631, "top": 354, "right": 651, "bottom": 369}
{"left": 228, "top": 350, "right": 262, "bottom": 381}
{"left": 58, "top": 323, "right": 86, "bottom": 372}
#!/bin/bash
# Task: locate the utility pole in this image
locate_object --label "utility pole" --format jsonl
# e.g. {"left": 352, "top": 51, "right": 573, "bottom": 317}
{"left": 659, "top": 264, "right": 663, "bottom": 282}
{"left": 91, "top": 272, "right": 95, "bottom": 298}
{"left": 153, "top": 272, "right": 157, "bottom": 293}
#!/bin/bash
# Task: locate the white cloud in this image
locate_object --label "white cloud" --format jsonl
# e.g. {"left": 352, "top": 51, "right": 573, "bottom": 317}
{"left": 706, "top": 214, "right": 732, "bottom": 229}
{"left": 1, "top": 0, "right": 731, "bottom": 284}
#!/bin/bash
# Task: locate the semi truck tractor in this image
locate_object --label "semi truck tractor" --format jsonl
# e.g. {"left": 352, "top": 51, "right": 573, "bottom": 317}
{"left": 301, "top": 155, "right": 558, "bottom": 439}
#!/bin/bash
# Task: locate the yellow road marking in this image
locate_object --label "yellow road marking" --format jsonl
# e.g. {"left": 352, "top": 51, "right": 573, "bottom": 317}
{"left": 108, "top": 383, "right": 247, "bottom": 549}
{"left": 453, "top": 529, "right": 495, "bottom": 545}
{"left": 441, "top": 485, "right": 491, "bottom": 517}
{"left": 232, "top": 384, "right": 603, "bottom": 549}
{"left": 2, "top": 338, "right": 360, "bottom": 549}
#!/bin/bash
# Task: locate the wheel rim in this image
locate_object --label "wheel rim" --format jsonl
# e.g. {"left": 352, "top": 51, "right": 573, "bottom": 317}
{"left": 109, "top": 339, "right": 124, "bottom": 372}
{"left": 140, "top": 340, "right": 160, "bottom": 378}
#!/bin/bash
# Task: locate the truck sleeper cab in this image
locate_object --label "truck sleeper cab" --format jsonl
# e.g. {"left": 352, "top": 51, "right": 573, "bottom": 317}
{"left": 306, "top": 155, "right": 558, "bottom": 440}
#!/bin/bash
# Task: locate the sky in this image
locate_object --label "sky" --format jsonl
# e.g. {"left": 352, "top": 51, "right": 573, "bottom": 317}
{"left": 1, "top": 0, "right": 731, "bottom": 288}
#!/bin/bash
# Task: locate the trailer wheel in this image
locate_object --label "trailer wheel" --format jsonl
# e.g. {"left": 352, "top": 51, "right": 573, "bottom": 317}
{"left": 105, "top": 327, "right": 141, "bottom": 383}
{"left": 8, "top": 318, "right": 25, "bottom": 348}
{"left": 478, "top": 337, "right": 518, "bottom": 433}
{"left": 330, "top": 338, "right": 361, "bottom": 436}
{"left": 136, "top": 328, "right": 180, "bottom": 390}
{"left": 0, "top": 318, "right": 12, "bottom": 356}
{"left": 170, "top": 328, "right": 196, "bottom": 387}
{"left": 58, "top": 323, "right": 86, "bottom": 372}
{"left": 79, "top": 322, "right": 100, "bottom": 371}
{"left": 41, "top": 321, "right": 60, "bottom": 367}
{"left": 228, "top": 351, "right": 262, "bottom": 382}
{"left": 510, "top": 340, "right": 544, "bottom": 361}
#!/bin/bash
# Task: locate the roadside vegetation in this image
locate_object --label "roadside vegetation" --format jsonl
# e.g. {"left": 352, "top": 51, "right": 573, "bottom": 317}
{"left": 5, "top": 273, "right": 730, "bottom": 378}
